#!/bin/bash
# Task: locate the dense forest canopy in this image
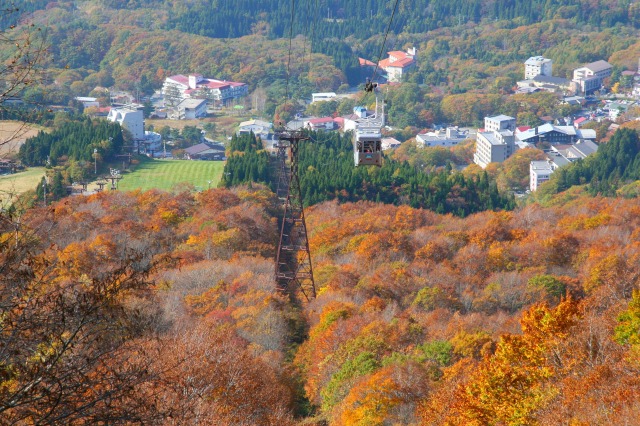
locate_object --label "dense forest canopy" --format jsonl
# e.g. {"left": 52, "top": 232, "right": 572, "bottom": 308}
{"left": 10, "top": 0, "right": 640, "bottom": 101}
{"left": 18, "top": 116, "right": 124, "bottom": 166}
{"left": 2, "top": 184, "right": 640, "bottom": 423}
{"left": 222, "top": 132, "right": 514, "bottom": 216}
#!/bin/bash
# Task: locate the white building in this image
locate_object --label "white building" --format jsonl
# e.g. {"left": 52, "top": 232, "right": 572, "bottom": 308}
{"left": 107, "top": 106, "right": 144, "bottom": 140}
{"left": 378, "top": 48, "right": 416, "bottom": 82}
{"left": 416, "top": 127, "right": 469, "bottom": 147}
{"left": 484, "top": 115, "right": 516, "bottom": 133}
{"left": 238, "top": 119, "right": 277, "bottom": 148}
{"left": 75, "top": 97, "right": 99, "bottom": 108}
{"left": 177, "top": 98, "right": 207, "bottom": 119}
{"left": 529, "top": 140, "right": 599, "bottom": 191}
{"left": 525, "top": 56, "right": 553, "bottom": 80}
{"left": 381, "top": 137, "right": 401, "bottom": 150}
{"left": 573, "top": 60, "right": 613, "bottom": 94}
{"left": 238, "top": 119, "right": 273, "bottom": 137}
{"left": 311, "top": 92, "right": 337, "bottom": 103}
{"left": 304, "top": 117, "right": 337, "bottom": 131}
{"left": 162, "top": 74, "right": 248, "bottom": 106}
{"left": 474, "top": 115, "right": 517, "bottom": 168}
{"left": 530, "top": 160, "right": 554, "bottom": 191}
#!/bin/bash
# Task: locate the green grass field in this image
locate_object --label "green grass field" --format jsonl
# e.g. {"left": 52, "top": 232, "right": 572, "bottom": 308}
{"left": 0, "top": 167, "right": 46, "bottom": 206}
{"left": 118, "top": 159, "right": 225, "bottom": 192}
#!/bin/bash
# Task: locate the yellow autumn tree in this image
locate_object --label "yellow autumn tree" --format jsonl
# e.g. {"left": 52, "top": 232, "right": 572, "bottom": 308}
{"left": 445, "top": 298, "right": 580, "bottom": 425}
{"left": 339, "top": 372, "right": 401, "bottom": 426}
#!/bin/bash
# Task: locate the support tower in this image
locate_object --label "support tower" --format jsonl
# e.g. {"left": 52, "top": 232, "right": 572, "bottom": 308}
{"left": 274, "top": 130, "right": 316, "bottom": 301}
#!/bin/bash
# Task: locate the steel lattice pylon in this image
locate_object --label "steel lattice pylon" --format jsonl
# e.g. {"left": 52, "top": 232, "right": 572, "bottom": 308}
{"left": 275, "top": 130, "right": 316, "bottom": 301}
{"left": 274, "top": 142, "right": 290, "bottom": 202}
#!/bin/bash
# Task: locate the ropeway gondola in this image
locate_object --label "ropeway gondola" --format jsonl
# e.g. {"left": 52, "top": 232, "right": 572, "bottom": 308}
{"left": 353, "top": 82, "right": 384, "bottom": 167}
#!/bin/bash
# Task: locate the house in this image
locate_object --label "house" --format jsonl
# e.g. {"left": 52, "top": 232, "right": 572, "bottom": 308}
{"left": 162, "top": 74, "right": 247, "bottom": 107}
{"left": 238, "top": 119, "right": 273, "bottom": 136}
{"left": 238, "top": 119, "right": 276, "bottom": 146}
{"left": 474, "top": 115, "right": 517, "bottom": 168}
{"left": 311, "top": 93, "right": 337, "bottom": 103}
{"left": 572, "top": 60, "right": 613, "bottom": 94}
{"left": 75, "top": 97, "right": 100, "bottom": 108}
{"left": 304, "top": 117, "right": 337, "bottom": 131}
{"left": 177, "top": 98, "right": 207, "bottom": 119}
{"left": 573, "top": 117, "right": 589, "bottom": 128}
{"left": 381, "top": 137, "right": 401, "bottom": 150}
{"left": 416, "top": 127, "right": 469, "bottom": 148}
{"left": 605, "top": 101, "right": 630, "bottom": 121}
{"left": 107, "top": 106, "right": 144, "bottom": 140}
{"left": 183, "top": 141, "right": 225, "bottom": 160}
{"left": 0, "top": 159, "right": 17, "bottom": 174}
{"left": 88, "top": 106, "right": 111, "bottom": 117}
{"left": 378, "top": 48, "right": 416, "bottom": 83}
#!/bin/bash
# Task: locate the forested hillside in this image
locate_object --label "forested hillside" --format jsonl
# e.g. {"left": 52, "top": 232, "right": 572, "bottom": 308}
{"left": 3, "top": 1, "right": 640, "bottom": 424}
{"left": 223, "top": 132, "right": 514, "bottom": 216}
{"left": 4, "top": 0, "right": 639, "bottom": 132}
{"left": 2, "top": 186, "right": 639, "bottom": 424}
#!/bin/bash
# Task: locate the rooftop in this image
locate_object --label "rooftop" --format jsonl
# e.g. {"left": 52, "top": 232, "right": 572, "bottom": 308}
{"left": 584, "top": 60, "right": 613, "bottom": 73}
{"left": 359, "top": 58, "right": 376, "bottom": 67}
{"left": 379, "top": 57, "right": 415, "bottom": 69}
{"left": 531, "top": 160, "right": 553, "bottom": 173}
{"left": 478, "top": 131, "right": 506, "bottom": 146}
{"left": 179, "top": 98, "right": 207, "bottom": 109}
{"left": 184, "top": 142, "right": 224, "bottom": 155}
{"left": 168, "top": 74, "right": 246, "bottom": 90}
{"left": 488, "top": 114, "right": 515, "bottom": 122}
{"left": 525, "top": 56, "right": 551, "bottom": 65}
{"left": 239, "top": 119, "right": 272, "bottom": 128}
{"left": 576, "top": 128, "right": 596, "bottom": 140}
{"left": 547, "top": 152, "right": 571, "bottom": 167}
{"left": 573, "top": 139, "right": 599, "bottom": 156}
{"left": 307, "top": 117, "right": 335, "bottom": 124}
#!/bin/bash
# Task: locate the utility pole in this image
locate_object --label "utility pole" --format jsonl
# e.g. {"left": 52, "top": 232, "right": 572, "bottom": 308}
{"left": 94, "top": 148, "right": 98, "bottom": 174}
{"left": 42, "top": 177, "right": 46, "bottom": 207}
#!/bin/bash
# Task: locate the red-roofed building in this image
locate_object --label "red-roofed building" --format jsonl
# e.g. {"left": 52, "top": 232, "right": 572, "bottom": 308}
{"left": 573, "top": 117, "right": 588, "bottom": 128}
{"left": 304, "top": 117, "right": 337, "bottom": 131}
{"left": 378, "top": 48, "right": 416, "bottom": 82}
{"left": 162, "top": 74, "right": 247, "bottom": 108}
{"left": 359, "top": 58, "right": 376, "bottom": 67}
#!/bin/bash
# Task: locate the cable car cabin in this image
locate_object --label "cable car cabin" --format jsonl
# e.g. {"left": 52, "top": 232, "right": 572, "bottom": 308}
{"left": 353, "top": 126, "right": 382, "bottom": 167}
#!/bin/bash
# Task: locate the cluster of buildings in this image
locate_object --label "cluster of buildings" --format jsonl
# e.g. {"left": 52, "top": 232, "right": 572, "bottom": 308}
{"left": 517, "top": 56, "right": 613, "bottom": 95}
{"left": 473, "top": 114, "right": 599, "bottom": 191}
{"left": 529, "top": 139, "right": 599, "bottom": 190}
{"left": 161, "top": 74, "right": 248, "bottom": 118}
